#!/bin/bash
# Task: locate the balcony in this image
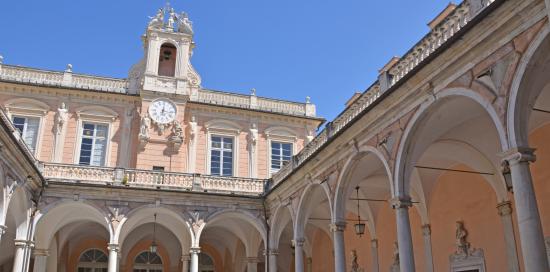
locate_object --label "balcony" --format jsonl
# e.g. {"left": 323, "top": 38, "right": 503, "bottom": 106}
{"left": 41, "top": 163, "right": 267, "bottom": 196}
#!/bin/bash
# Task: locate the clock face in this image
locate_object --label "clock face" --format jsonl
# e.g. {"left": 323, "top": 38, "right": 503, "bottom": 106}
{"left": 148, "top": 99, "right": 177, "bottom": 124}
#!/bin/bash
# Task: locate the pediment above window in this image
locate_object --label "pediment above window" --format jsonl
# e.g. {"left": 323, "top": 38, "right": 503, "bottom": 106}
{"left": 265, "top": 126, "right": 297, "bottom": 141}
{"left": 204, "top": 119, "right": 241, "bottom": 134}
{"left": 4, "top": 98, "right": 50, "bottom": 116}
{"left": 76, "top": 105, "right": 118, "bottom": 121}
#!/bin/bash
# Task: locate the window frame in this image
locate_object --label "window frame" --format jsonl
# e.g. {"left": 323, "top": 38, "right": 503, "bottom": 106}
{"left": 77, "top": 248, "right": 108, "bottom": 272}
{"left": 11, "top": 114, "right": 42, "bottom": 155}
{"left": 4, "top": 98, "right": 48, "bottom": 157}
{"left": 269, "top": 140, "right": 294, "bottom": 174}
{"left": 76, "top": 121, "right": 110, "bottom": 167}
{"left": 265, "top": 126, "right": 298, "bottom": 177}
{"left": 73, "top": 107, "right": 117, "bottom": 167}
{"left": 204, "top": 120, "right": 241, "bottom": 177}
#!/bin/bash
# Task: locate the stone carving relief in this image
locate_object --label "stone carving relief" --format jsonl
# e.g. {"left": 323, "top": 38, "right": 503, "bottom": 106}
{"left": 147, "top": 5, "right": 194, "bottom": 34}
{"left": 107, "top": 205, "right": 129, "bottom": 230}
{"left": 169, "top": 120, "right": 184, "bottom": 149}
{"left": 450, "top": 220, "right": 486, "bottom": 272}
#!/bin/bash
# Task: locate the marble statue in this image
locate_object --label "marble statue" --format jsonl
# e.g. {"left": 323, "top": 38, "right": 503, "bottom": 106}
{"left": 176, "top": 12, "right": 193, "bottom": 34}
{"left": 350, "top": 249, "right": 359, "bottom": 272}
{"left": 139, "top": 113, "right": 151, "bottom": 139}
{"left": 148, "top": 8, "right": 164, "bottom": 29}
{"left": 249, "top": 123, "right": 258, "bottom": 145}
{"left": 455, "top": 220, "right": 470, "bottom": 256}
{"left": 55, "top": 102, "right": 68, "bottom": 135}
{"left": 189, "top": 116, "right": 198, "bottom": 140}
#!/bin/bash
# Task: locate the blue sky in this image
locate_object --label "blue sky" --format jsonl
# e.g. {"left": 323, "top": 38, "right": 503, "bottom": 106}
{"left": 0, "top": 0, "right": 451, "bottom": 122}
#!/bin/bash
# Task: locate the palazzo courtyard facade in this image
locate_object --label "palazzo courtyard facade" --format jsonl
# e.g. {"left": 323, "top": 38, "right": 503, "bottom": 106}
{"left": 1, "top": 0, "right": 550, "bottom": 271}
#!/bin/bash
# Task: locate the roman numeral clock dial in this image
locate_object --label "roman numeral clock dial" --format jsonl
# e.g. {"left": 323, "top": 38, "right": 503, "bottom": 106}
{"left": 148, "top": 99, "right": 177, "bottom": 133}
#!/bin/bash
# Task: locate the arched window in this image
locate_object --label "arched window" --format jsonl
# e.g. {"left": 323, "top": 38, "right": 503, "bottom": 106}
{"left": 158, "top": 43, "right": 177, "bottom": 77}
{"left": 77, "top": 249, "right": 108, "bottom": 272}
{"left": 199, "top": 253, "right": 214, "bottom": 272}
{"left": 133, "top": 251, "right": 163, "bottom": 272}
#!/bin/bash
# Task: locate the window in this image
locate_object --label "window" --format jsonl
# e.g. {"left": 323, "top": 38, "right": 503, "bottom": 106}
{"left": 77, "top": 249, "right": 108, "bottom": 272}
{"left": 12, "top": 116, "right": 40, "bottom": 153}
{"left": 79, "top": 123, "right": 109, "bottom": 166}
{"left": 152, "top": 166, "right": 165, "bottom": 171}
{"left": 210, "top": 136, "right": 233, "bottom": 176}
{"left": 271, "top": 142, "right": 293, "bottom": 173}
{"left": 158, "top": 43, "right": 177, "bottom": 77}
{"left": 133, "top": 251, "right": 163, "bottom": 272}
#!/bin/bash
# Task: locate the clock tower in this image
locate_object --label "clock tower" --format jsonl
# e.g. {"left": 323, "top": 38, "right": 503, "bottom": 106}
{"left": 132, "top": 5, "right": 200, "bottom": 169}
{"left": 129, "top": 4, "right": 201, "bottom": 97}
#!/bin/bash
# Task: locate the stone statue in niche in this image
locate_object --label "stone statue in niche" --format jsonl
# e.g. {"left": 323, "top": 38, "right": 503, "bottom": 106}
{"left": 55, "top": 102, "right": 68, "bottom": 135}
{"left": 139, "top": 113, "right": 151, "bottom": 143}
{"left": 449, "top": 220, "right": 486, "bottom": 271}
{"left": 455, "top": 220, "right": 470, "bottom": 256}
{"left": 249, "top": 123, "right": 258, "bottom": 146}
{"left": 148, "top": 8, "right": 164, "bottom": 29}
{"left": 188, "top": 116, "right": 198, "bottom": 141}
{"left": 350, "top": 249, "right": 364, "bottom": 272}
{"left": 391, "top": 241, "right": 400, "bottom": 272}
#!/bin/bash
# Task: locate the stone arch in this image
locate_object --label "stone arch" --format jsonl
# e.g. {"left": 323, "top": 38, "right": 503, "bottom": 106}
{"left": 507, "top": 23, "right": 550, "bottom": 148}
{"left": 269, "top": 204, "right": 295, "bottom": 250}
{"left": 4, "top": 186, "right": 31, "bottom": 240}
{"left": 198, "top": 209, "right": 267, "bottom": 248}
{"left": 294, "top": 181, "right": 332, "bottom": 239}
{"left": 333, "top": 145, "right": 394, "bottom": 235}
{"left": 394, "top": 87, "right": 508, "bottom": 198}
{"left": 115, "top": 205, "right": 193, "bottom": 251}
{"left": 33, "top": 200, "right": 113, "bottom": 249}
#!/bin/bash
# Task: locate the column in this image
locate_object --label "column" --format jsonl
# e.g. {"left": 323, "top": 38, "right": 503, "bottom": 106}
{"left": 268, "top": 249, "right": 278, "bottom": 272}
{"left": 33, "top": 249, "right": 49, "bottom": 272}
{"left": 107, "top": 244, "right": 119, "bottom": 272}
{"left": 190, "top": 247, "right": 200, "bottom": 272}
{"left": 497, "top": 201, "right": 520, "bottom": 272}
{"left": 246, "top": 257, "right": 259, "bottom": 272}
{"left": 421, "top": 224, "right": 434, "bottom": 272}
{"left": 504, "top": 148, "right": 549, "bottom": 272}
{"left": 391, "top": 197, "right": 415, "bottom": 272}
{"left": 293, "top": 238, "right": 305, "bottom": 272}
{"left": 330, "top": 222, "right": 346, "bottom": 272}
{"left": 181, "top": 255, "right": 190, "bottom": 272}
{"left": 371, "top": 239, "right": 380, "bottom": 272}
{"left": 12, "top": 240, "right": 30, "bottom": 272}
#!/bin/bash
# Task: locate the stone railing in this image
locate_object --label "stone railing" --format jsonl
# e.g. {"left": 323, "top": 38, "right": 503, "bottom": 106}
{"left": 272, "top": 0, "right": 496, "bottom": 185}
{"left": 0, "top": 64, "right": 128, "bottom": 94}
{"left": 388, "top": 0, "right": 495, "bottom": 85}
{"left": 42, "top": 163, "right": 115, "bottom": 184}
{"left": 194, "top": 89, "right": 316, "bottom": 117}
{"left": 200, "top": 175, "right": 266, "bottom": 195}
{"left": 41, "top": 163, "right": 267, "bottom": 196}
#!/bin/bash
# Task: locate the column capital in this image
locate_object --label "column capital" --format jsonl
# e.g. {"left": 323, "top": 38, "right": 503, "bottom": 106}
{"left": 246, "top": 257, "right": 260, "bottom": 263}
{"left": 370, "top": 239, "right": 379, "bottom": 248}
{"left": 0, "top": 225, "right": 6, "bottom": 235}
{"left": 33, "top": 248, "right": 49, "bottom": 257}
{"left": 497, "top": 201, "right": 513, "bottom": 216}
{"left": 14, "top": 239, "right": 33, "bottom": 249}
{"left": 107, "top": 243, "right": 119, "bottom": 252}
{"left": 421, "top": 224, "right": 431, "bottom": 236}
{"left": 329, "top": 221, "right": 347, "bottom": 232}
{"left": 292, "top": 238, "right": 305, "bottom": 247}
{"left": 267, "top": 249, "right": 279, "bottom": 256}
{"left": 502, "top": 147, "right": 536, "bottom": 164}
{"left": 390, "top": 196, "right": 413, "bottom": 209}
{"left": 189, "top": 247, "right": 201, "bottom": 254}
